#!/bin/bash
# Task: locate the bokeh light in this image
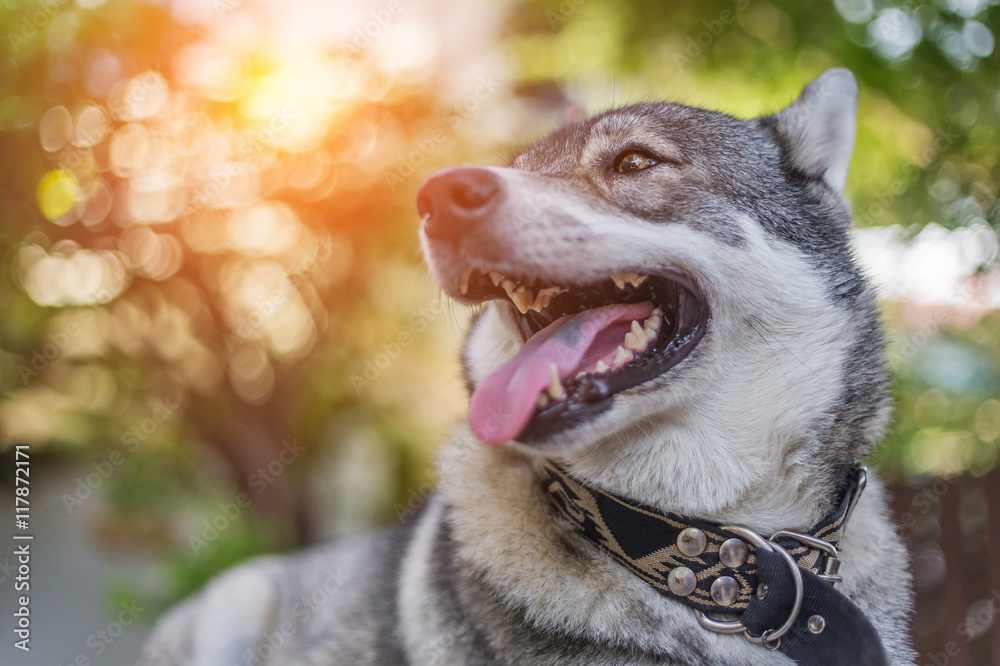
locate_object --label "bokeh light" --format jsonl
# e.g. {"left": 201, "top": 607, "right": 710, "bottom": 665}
{"left": 0, "top": 1, "right": 998, "bottom": 661}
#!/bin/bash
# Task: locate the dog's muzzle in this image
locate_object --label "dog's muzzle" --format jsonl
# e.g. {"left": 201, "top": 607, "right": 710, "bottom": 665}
{"left": 417, "top": 166, "right": 504, "bottom": 249}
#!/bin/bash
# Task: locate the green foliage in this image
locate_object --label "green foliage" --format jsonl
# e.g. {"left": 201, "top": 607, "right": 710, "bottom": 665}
{"left": 114, "top": 511, "right": 287, "bottom": 621}
{"left": 873, "top": 309, "right": 1000, "bottom": 478}
{"left": 0, "top": 0, "right": 998, "bottom": 609}
{"left": 158, "top": 515, "right": 285, "bottom": 611}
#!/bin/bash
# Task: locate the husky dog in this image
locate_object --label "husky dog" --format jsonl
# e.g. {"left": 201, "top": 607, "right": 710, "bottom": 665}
{"left": 142, "top": 69, "right": 916, "bottom": 665}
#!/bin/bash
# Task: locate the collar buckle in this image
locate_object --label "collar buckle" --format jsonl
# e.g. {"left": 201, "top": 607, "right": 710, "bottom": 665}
{"left": 695, "top": 525, "right": 804, "bottom": 649}
{"left": 766, "top": 464, "right": 867, "bottom": 587}
{"left": 770, "top": 530, "right": 842, "bottom": 585}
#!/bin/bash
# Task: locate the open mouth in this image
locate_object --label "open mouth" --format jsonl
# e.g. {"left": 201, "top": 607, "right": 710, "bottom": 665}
{"left": 461, "top": 268, "right": 709, "bottom": 444}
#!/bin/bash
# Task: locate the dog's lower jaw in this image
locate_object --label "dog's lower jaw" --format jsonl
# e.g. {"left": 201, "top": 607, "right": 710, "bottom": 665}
{"left": 436, "top": 430, "right": 916, "bottom": 665}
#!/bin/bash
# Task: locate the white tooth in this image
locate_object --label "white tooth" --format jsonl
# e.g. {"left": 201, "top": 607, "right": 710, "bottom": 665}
{"left": 644, "top": 312, "right": 662, "bottom": 338}
{"left": 652, "top": 306, "right": 663, "bottom": 316}
{"left": 576, "top": 371, "right": 587, "bottom": 380}
{"left": 502, "top": 279, "right": 516, "bottom": 297}
{"left": 595, "top": 360, "right": 609, "bottom": 373}
{"left": 611, "top": 274, "right": 627, "bottom": 290}
{"left": 624, "top": 321, "right": 648, "bottom": 351}
{"left": 629, "top": 274, "right": 649, "bottom": 287}
{"left": 537, "top": 394, "right": 550, "bottom": 409}
{"left": 613, "top": 346, "right": 631, "bottom": 365}
{"left": 547, "top": 363, "right": 565, "bottom": 400}
{"left": 459, "top": 269, "right": 471, "bottom": 295}
{"left": 490, "top": 272, "right": 503, "bottom": 286}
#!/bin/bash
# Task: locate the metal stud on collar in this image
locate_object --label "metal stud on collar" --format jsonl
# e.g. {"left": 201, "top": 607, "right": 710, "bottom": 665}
{"left": 710, "top": 576, "right": 739, "bottom": 607}
{"left": 667, "top": 566, "right": 697, "bottom": 596}
{"left": 677, "top": 527, "right": 707, "bottom": 557}
{"left": 719, "top": 537, "right": 749, "bottom": 568}
{"left": 694, "top": 525, "right": 804, "bottom": 647}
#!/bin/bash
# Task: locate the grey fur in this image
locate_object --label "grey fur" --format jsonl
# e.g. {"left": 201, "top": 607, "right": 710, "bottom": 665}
{"left": 141, "top": 70, "right": 915, "bottom": 665}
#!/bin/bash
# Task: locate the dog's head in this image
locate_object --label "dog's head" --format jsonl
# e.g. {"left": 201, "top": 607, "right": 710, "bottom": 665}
{"left": 418, "top": 70, "right": 888, "bottom": 516}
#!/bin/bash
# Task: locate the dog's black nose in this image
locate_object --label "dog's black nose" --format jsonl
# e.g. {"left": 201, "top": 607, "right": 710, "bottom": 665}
{"left": 417, "top": 167, "right": 503, "bottom": 245}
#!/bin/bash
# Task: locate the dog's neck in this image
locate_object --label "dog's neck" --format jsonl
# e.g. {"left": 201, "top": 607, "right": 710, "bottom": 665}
{"left": 543, "top": 415, "right": 847, "bottom": 537}
{"left": 437, "top": 430, "right": 842, "bottom": 658}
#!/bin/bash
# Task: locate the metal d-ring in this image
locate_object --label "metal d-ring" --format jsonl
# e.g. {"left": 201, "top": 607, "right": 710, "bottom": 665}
{"left": 693, "top": 525, "right": 804, "bottom": 648}
{"left": 745, "top": 536, "right": 803, "bottom": 646}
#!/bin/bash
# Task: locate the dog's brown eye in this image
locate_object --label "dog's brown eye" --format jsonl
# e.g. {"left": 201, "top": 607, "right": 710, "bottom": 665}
{"left": 614, "top": 150, "right": 658, "bottom": 173}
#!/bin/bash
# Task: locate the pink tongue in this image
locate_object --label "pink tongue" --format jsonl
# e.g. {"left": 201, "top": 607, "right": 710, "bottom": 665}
{"left": 468, "top": 301, "right": 653, "bottom": 444}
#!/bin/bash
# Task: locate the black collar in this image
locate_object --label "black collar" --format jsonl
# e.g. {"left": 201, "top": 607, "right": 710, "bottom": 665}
{"left": 537, "top": 460, "right": 889, "bottom": 665}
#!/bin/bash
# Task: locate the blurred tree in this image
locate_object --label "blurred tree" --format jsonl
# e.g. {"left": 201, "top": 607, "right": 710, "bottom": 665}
{"left": 0, "top": 0, "right": 998, "bottom": 612}
{"left": 0, "top": 0, "right": 483, "bottom": 547}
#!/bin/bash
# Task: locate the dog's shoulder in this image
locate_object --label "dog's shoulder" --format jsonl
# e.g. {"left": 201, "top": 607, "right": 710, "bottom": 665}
{"left": 139, "top": 509, "right": 425, "bottom": 665}
{"left": 139, "top": 555, "right": 283, "bottom": 665}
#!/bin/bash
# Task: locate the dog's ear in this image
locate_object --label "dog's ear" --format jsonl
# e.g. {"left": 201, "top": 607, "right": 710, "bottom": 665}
{"left": 764, "top": 68, "right": 858, "bottom": 193}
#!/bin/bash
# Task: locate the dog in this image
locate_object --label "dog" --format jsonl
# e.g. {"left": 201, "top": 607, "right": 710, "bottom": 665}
{"left": 141, "top": 68, "right": 916, "bottom": 665}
